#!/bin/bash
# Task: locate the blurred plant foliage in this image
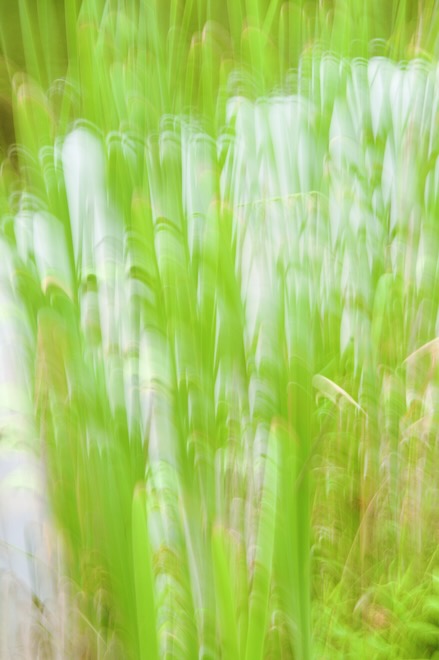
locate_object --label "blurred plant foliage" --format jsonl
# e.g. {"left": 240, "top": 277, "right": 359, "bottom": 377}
{"left": 1, "top": 0, "right": 439, "bottom": 658}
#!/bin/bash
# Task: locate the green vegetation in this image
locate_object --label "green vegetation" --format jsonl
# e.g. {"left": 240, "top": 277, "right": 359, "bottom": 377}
{"left": 1, "top": 0, "right": 439, "bottom": 658}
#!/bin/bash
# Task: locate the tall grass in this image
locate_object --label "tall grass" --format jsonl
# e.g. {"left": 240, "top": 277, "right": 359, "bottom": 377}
{"left": 1, "top": 0, "right": 439, "bottom": 658}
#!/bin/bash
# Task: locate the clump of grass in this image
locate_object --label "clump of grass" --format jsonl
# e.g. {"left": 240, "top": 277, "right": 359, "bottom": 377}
{"left": 2, "top": 1, "right": 439, "bottom": 659}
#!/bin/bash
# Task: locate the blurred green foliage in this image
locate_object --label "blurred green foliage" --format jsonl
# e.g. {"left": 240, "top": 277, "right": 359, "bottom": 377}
{"left": 2, "top": 0, "right": 439, "bottom": 658}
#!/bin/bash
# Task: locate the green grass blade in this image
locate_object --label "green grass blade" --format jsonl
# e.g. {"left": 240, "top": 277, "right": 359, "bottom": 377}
{"left": 132, "top": 484, "right": 159, "bottom": 660}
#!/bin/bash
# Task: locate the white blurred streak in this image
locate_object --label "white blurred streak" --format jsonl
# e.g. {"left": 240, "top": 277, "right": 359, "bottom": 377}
{"left": 0, "top": 240, "right": 63, "bottom": 655}
{"left": 33, "top": 211, "right": 72, "bottom": 296}
{"left": 368, "top": 57, "right": 396, "bottom": 138}
{"left": 62, "top": 127, "right": 105, "bottom": 275}
{"left": 15, "top": 210, "right": 34, "bottom": 263}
